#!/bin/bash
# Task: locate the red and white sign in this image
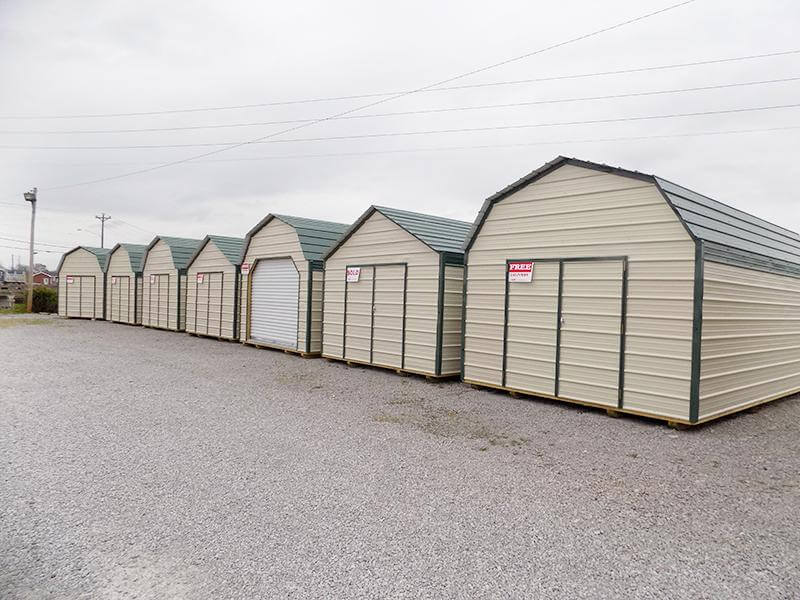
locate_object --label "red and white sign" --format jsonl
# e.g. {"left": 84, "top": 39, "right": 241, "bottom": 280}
{"left": 111, "top": 276, "right": 117, "bottom": 285}
{"left": 508, "top": 261, "right": 534, "bottom": 283}
{"left": 346, "top": 267, "right": 361, "bottom": 283}
{"left": 196, "top": 273, "right": 205, "bottom": 284}
{"left": 241, "top": 262, "right": 250, "bottom": 276}
{"left": 150, "top": 274, "right": 156, "bottom": 284}
{"left": 66, "top": 276, "right": 74, "bottom": 284}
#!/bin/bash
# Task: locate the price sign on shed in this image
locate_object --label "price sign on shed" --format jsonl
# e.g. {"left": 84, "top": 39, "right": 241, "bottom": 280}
{"left": 346, "top": 267, "right": 361, "bottom": 283}
{"left": 508, "top": 261, "right": 534, "bottom": 282}
{"left": 66, "top": 276, "right": 74, "bottom": 285}
{"left": 196, "top": 273, "right": 205, "bottom": 284}
{"left": 241, "top": 263, "right": 250, "bottom": 276}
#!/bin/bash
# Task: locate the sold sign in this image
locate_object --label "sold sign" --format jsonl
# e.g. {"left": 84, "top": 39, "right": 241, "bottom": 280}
{"left": 508, "top": 261, "right": 533, "bottom": 282}
{"left": 346, "top": 267, "right": 361, "bottom": 283}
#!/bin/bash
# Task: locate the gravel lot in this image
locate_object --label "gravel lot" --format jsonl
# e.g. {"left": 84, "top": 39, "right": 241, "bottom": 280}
{"left": 2, "top": 317, "right": 799, "bottom": 599}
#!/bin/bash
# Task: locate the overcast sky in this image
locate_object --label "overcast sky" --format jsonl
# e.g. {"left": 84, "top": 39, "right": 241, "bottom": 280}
{"left": 0, "top": 0, "right": 798, "bottom": 269}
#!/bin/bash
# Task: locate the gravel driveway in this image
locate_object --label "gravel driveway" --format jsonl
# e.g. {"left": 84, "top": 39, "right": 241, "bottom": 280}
{"left": 2, "top": 318, "right": 798, "bottom": 599}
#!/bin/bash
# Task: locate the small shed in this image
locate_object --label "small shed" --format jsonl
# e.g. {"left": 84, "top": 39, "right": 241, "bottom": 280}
{"left": 322, "top": 206, "right": 471, "bottom": 377}
{"left": 239, "top": 214, "right": 348, "bottom": 354}
{"left": 185, "top": 235, "right": 245, "bottom": 340}
{"left": 463, "top": 155, "right": 800, "bottom": 426}
{"left": 104, "top": 243, "right": 147, "bottom": 325}
{"left": 57, "top": 246, "right": 110, "bottom": 319}
{"left": 141, "top": 236, "right": 203, "bottom": 331}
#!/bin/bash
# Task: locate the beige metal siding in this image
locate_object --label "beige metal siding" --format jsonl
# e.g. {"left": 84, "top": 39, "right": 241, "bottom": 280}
{"left": 136, "top": 275, "right": 143, "bottom": 323}
{"left": 699, "top": 261, "right": 800, "bottom": 420}
{"left": 105, "top": 247, "right": 138, "bottom": 324}
{"left": 441, "top": 265, "right": 464, "bottom": 375}
{"left": 465, "top": 165, "right": 695, "bottom": 420}
{"left": 310, "top": 269, "right": 324, "bottom": 353}
{"left": 322, "top": 211, "right": 440, "bottom": 375}
{"left": 141, "top": 240, "right": 180, "bottom": 331}
{"left": 239, "top": 219, "right": 310, "bottom": 350}
{"left": 186, "top": 241, "right": 238, "bottom": 339}
{"left": 58, "top": 249, "right": 105, "bottom": 319}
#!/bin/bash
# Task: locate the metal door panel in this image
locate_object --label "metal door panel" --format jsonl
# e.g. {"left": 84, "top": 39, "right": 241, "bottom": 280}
{"left": 250, "top": 259, "right": 299, "bottom": 349}
{"left": 372, "top": 265, "right": 405, "bottom": 368}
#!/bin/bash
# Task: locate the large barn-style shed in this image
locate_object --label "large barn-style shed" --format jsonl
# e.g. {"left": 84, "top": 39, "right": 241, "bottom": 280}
{"left": 104, "top": 243, "right": 147, "bottom": 325}
{"left": 463, "top": 156, "right": 800, "bottom": 426}
{"left": 185, "top": 235, "right": 244, "bottom": 340}
{"left": 322, "top": 206, "right": 471, "bottom": 377}
{"left": 239, "top": 214, "right": 348, "bottom": 354}
{"left": 141, "top": 236, "right": 203, "bottom": 331}
{"left": 57, "top": 246, "right": 110, "bottom": 319}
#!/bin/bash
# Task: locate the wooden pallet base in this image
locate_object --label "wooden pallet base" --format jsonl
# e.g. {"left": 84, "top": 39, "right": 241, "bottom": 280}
{"left": 463, "top": 378, "right": 695, "bottom": 428}
{"left": 187, "top": 331, "right": 239, "bottom": 343}
{"left": 242, "top": 340, "right": 319, "bottom": 359}
{"left": 323, "top": 355, "right": 458, "bottom": 381}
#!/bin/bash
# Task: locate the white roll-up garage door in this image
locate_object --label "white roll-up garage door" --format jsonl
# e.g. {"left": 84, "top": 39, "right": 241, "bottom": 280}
{"left": 250, "top": 258, "right": 299, "bottom": 349}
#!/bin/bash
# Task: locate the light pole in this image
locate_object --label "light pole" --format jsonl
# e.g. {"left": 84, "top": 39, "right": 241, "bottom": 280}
{"left": 24, "top": 187, "right": 37, "bottom": 312}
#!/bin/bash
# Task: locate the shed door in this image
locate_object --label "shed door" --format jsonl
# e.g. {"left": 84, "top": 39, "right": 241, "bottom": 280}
{"left": 111, "top": 276, "right": 131, "bottom": 322}
{"left": 65, "top": 276, "right": 95, "bottom": 318}
{"left": 194, "top": 272, "right": 224, "bottom": 336}
{"left": 505, "top": 262, "right": 559, "bottom": 394}
{"left": 372, "top": 265, "right": 405, "bottom": 368}
{"left": 557, "top": 260, "right": 624, "bottom": 406}
{"left": 250, "top": 259, "right": 299, "bottom": 349}
{"left": 344, "top": 266, "right": 373, "bottom": 363}
{"left": 147, "top": 274, "right": 170, "bottom": 327}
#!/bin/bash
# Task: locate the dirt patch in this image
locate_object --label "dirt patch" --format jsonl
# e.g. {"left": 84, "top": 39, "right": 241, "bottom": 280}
{"left": 374, "top": 395, "right": 528, "bottom": 451}
{"left": 0, "top": 317, "right": 58, "bottom": 328}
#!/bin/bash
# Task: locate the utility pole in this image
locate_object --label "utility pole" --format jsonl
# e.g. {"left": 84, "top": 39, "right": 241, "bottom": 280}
{"left": 24, "top": 188, "right": 37, "bottom": 312}
{"left": 95, "top": 213, "right": 111, "bottom": 248}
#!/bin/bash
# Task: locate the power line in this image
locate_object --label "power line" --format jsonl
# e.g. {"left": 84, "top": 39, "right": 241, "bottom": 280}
{"left": 0, "top": 244, "right": 63, "bottom": 254}
{"left": 39, "top": 0, "right": 698, "bottom": 192}
{"left": 0, "top": 46, "right": 792, "bottom": 121}
{"left": 0, "top": 235, "right": 71, "bottom": 248}
{"left": 3, "top": 76, "right": 796, "bottom": 135}
{"left": 6, "top": 102, "right": 797, "bottom": 151}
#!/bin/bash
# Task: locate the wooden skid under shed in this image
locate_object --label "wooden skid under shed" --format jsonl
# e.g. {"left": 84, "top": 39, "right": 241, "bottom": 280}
{"left": 242, "top": 339, "right": 319, "bottom": 359}
{"left": 187, "top": 331, "right": 239, "bottom": 343}
{"left": 323, "top": 354, "right": 458, "bottom": 381}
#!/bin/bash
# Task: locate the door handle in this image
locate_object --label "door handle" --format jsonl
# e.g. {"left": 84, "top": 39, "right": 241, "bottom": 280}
{"left": 560, "top": 316, "right": 565, "bottom": 327}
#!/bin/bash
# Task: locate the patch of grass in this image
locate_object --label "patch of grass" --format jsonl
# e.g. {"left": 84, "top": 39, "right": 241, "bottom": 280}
{"left": 0, "top": 304, "right": 28, "bottom": 315}
{"left": 0, "top": 317, "right": 53, "bottom": 328}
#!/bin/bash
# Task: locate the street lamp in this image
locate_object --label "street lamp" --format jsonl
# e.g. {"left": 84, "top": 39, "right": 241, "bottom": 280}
{"left": 24, "top": 187, "right": 37, "bottom": 312}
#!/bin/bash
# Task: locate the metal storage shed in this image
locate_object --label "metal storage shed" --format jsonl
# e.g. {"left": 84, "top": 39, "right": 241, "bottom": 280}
{"left": 104, "top": 243, "right": 147, "bottom": 325}
{"left": 141, "top": 236, "right": 203, "bottom": 331}
{"left": 463, "top": 155, "right": 800, "bottom": 426}
{"left": 185, "top": 235, "right": 244, "bottom": 340}
{"left": 57, "top": 246, "right": 110, "bottom": 319}
{"left": 239, "top": 214, "right": 348, "bottom": 355}
{"left": 322, "top": 206, "right": 471, "bottom": 377}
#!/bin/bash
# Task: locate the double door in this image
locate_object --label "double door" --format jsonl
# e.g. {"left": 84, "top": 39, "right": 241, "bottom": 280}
{"left": 109, "top": 276, "right": 132, "bottom": 322}
{"left": 343, "top": 264, "right": 407, "bottom": 368}
{"left": 65, "top": 275, "right": 97, "bottom": 318}
{"left": 193, "top": 272, "right": 224, "bottom": 336}
{"left": 504, "top": 257, "right": 627, "bottom": 407}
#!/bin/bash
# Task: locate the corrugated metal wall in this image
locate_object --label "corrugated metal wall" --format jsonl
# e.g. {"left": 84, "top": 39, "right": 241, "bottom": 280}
{"left": 464, "top": 164, "right": 696, "bottom": 420}
{"left": 441, "top": 265, "right": 464, "bottom": 375}
{"left": 239, "top": 219, "right": 309, "bottom": 349}
{"left": 322, "top": 211, "right": 440, "bottom": 375}
{"left": 310, "top": 270, "right": 324, "bottom": 353}
{"left": 141, "top": 240, "right": 180, "bottom": 330}
{"left": 186, "top": 241, "right": 238, "bottom": 339}
{"left": 58, "top": 249, "right": 105, "bottom": 319}
{"left": 699, "top": 260, "right": 800, "bottom": 420}
{"left": 105, "top": 247, "right": 138, "bottom": 324}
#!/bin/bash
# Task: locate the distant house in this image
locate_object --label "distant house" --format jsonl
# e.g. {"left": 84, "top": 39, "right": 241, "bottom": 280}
{"left": 32, "top": 271, "right": 57, "bottom": 286}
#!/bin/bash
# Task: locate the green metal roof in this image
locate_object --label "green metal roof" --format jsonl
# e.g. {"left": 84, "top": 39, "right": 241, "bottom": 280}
{"left": 242, "top": 214, "right": 349, "bottom": 264}
{"left": 324, "top": 206, "right": 471, "bottom": 260}
{"left": 57, "top": 245, "right": 111, "bottom": 272}
{"left": 466, "top": 156, "right": 800, "bottom": 277}
{"left": 188, "top": 235, "right": 245, "bottom": 267}
{"left": 113, "top": 243, "right": 147, "bottom": 273}
{"left": 147, "top": 236, "right": 204, "bottom": 271}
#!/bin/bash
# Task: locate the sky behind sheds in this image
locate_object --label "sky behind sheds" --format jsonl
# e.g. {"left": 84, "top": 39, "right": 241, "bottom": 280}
{"left": 0, "top": 0, "right": 798, "bottom": 269}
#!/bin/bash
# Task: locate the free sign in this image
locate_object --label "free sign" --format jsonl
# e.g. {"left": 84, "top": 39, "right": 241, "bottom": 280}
{"left": 508, "top": 261, "right": 534, "bottom": 282}
{"left": 346, "top": 267, "right": 361, "bottom": 283}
